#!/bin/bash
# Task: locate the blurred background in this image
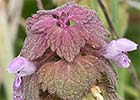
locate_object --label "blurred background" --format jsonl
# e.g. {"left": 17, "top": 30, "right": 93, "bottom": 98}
{"left": 0, "top": 0, "right": 140, "bottom": 100}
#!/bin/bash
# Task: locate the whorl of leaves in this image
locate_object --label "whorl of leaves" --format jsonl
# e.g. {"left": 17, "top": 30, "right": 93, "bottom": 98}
{"left": 21, "top": 3, "right": 109, "bottom": 62}
{"left": 23, "top": 55, "right": 117, "bottom": 100}
{"left": 21, "top": 3, "right": 117, "bottom": 100}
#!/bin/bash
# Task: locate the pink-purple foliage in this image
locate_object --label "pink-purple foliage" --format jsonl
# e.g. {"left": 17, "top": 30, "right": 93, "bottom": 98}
{"left": 21, "top": 2, "right": 109, "bottom": 62}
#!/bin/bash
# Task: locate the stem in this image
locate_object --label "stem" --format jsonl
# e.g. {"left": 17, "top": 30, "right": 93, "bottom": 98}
{"left": 36, "top": 0, "right": 44, "bottom": 10}
{"left": 97, "top": 0, "right": 140, "bottom": 98}
{"left": 128, "top": 63, "right": 140, "bottom": 98}
{"left": 97, "top": 0, "right": 118, "bottom": 39}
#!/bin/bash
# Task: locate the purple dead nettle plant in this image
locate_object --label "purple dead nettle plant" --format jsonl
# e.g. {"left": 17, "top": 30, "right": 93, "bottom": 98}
{"left": 7, "top": 2, "right": 137, "bottom": 100}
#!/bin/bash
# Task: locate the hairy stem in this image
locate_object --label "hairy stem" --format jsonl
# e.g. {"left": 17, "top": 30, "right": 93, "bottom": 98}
{"left": 97, "top": 0, "right": 118, "bottom": 39}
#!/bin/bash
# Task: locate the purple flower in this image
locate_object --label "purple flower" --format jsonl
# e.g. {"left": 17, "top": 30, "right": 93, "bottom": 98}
{"left": 7, "top": 57, "right": 36, "bottom": 77}
{"left": 113, "top": 53, "right": 131, "bottom": 68}
{"left": 7, "top": 56, "right": 36, "bottom": 100}
{"left": 101, "top": 38, "right": 137, "bottom": 68}
{"left": 13, "top": 76, "right": 23, "bottom": 100}
{"left": 14, "top": 76, "right": 22, "bottom": 88}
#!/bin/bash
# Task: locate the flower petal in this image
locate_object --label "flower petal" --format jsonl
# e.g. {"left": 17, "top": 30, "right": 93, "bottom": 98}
{"left": 15, "top": 77, "right": 22, "bottom": 88}
{"left": 102, "top": 38, "right": 137, "bottom": 59}
{"left": 112, "top": 53, "right": 131, "bottom": 68}
{"left": 7, "top": 56, "right": 36, "bottom": 76}
{"left": 102, "top": 40, "right": 121, "bottom": 59}
{"left": 13, "top": 77, "right": 23, "bottom": 100}
{"left": 115, "top": 38, "right": 138, "bottom": 52}
{"left": 7, "top": 57, "right": 26, "bottom": 73}
{"left": 18, "top": 61, "right": 36, "bottom": 77}
{"left": 14, "top": 98, "right": 23, "bottom": 100}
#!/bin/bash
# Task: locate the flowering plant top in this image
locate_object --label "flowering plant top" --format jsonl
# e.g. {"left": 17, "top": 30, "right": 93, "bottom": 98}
{"left": 21, "top": 2, "right": 109, "bottom": 62}
{"left": 7, "top": 2, "right": 137, "bottom": 100}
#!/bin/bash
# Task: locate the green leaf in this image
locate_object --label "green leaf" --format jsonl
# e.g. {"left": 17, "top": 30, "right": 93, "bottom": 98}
{"left": 37, "top": 56, "right": 117, "bottom": 100}
{"left": 125, "top": 85, "right": 139, "bottom": 99}
{"left": 110, "top": 0, "right": 121, "bottom": 35}
{"left": 114, "top": 65, "right": 127, "bottom": 100}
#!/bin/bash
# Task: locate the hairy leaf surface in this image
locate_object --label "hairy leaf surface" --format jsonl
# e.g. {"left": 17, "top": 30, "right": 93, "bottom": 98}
{"left": 37, "top": 55, "right": 117, "bottom": 100}
{"left": 21, "top": 3, "right": 109, "bottom": 62}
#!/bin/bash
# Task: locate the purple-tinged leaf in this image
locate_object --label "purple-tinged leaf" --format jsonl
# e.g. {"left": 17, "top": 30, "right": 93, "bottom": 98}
{"left": 22, "top": 3, "right": 109, "bottom": 62}
{"left": 21, "top": 33, "right": 49, "bottom": 60}
{"left": 37, "top": 55, "right": 117, "bottom": 100}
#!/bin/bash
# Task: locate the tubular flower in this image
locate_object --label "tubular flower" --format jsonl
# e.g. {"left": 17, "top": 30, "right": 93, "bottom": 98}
{"left": 7, "top": 57, "right": 36, "bottom": 77}
{"left": 101, "top": 38, "right": 138, "bottom": 68}
{"left": 13, "top": 76, "right": 23, "bottom": 100}
{"left": 7, "top": 57, "right": 36, "bottom": 100}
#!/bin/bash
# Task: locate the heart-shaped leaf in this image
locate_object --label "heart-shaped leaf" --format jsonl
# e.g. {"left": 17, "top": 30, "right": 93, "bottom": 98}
{"left": 37, "top": 55, "right": 117, "bottom": 100}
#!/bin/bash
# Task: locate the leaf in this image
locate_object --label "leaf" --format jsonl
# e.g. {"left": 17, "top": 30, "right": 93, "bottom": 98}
{"left": 110, "top": 0, "right": 120, "bottom": 34}
{"left": 110, "top": 0, "right": 129, "bottom": 37}
{"left": 22, "top": 3, "right": 109, "bottom": 62}
{"left": 38, "top": 55, "right": 117, "bottom": 100}
{"left": 23, "top": 74, "right": 41, "bottom": 100}
{"left": 119, "top": 6, "right": 128, "bottom": 36}
{"left": 53, "top": 0, "right": 129, "bottom": 37}
{"left": 26, "top": 11, "right": 55, "bottom": 35}
{"left": 46, "top": 3, "right": 109, "bottom": 62}
{"left": 23, "top": 75, "right": 61, "bottom": 100}
{"left": 20, "top": 33, "right": 49, "bottom": 60}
